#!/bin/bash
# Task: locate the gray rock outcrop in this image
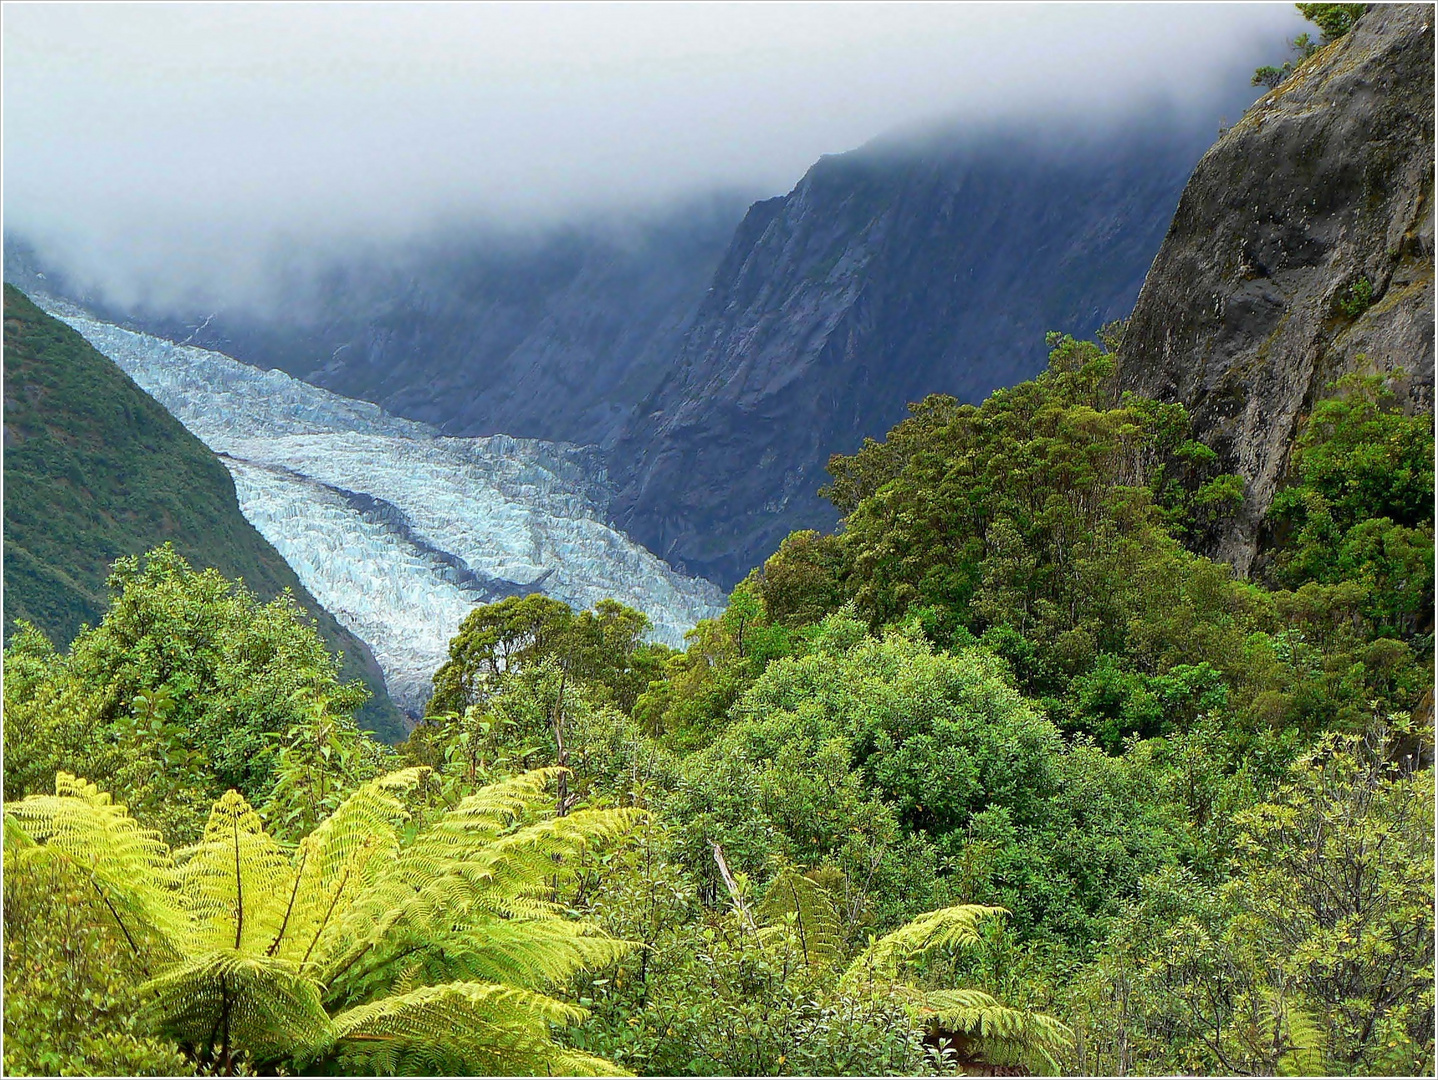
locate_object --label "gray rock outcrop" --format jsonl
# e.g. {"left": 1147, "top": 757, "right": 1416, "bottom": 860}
{"left": 1117, "top": 4, "right": 1435, "bottom": 574}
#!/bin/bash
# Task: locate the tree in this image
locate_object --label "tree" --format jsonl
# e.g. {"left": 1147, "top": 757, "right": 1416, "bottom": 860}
{"left": 1253, "top": 4, "right": 1365, "bottom": 88}
{"left": 427, "top": 595, "right": 669, "bottom": 719}
{"left": 827, "top": 333, "right": 1238, "bottom": 656}
{"left": 429, "top": 594, "right": 575, "bottom": 716}
{"left": 1269, "top": 374, "right": 1435, "bottom": 641}
{"left": 756, "top": 530, "right": 848, "bottom": 629}
{"left": 1067, "top": 732, "right": 1434, "bottom": 1075}
{"left": 3, "top": 544, "right": 374, "bottom": 834}
{"left": 4, "top": 768, "right": 639, "bottom": 1075}
{"left": 1296, "top": 3, "right": 1367, "bottom": 43}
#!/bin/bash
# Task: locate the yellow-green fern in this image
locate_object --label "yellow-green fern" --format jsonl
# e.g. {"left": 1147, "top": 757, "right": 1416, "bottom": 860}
{"left": 839, "top": 903, "right": 1006, "bottom": 987}
{"left": 839, "top": 903, "right": 1073, "bottom": 1074}
{"left": 919, "top": 987, "right": 1074, "bottom": 1074}
{"left": 4, "top": 768, "right": 638, "bottom": 1075}
{"left": 753, "top": 865, "right": 844, "bottom": 968}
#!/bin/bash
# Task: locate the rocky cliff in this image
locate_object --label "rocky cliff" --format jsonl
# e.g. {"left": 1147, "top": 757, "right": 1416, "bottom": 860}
{"left": 1117, "top": 4, "right": 1435, "bottom": 573}
{"left": 610, "top": 121, "right": 1220, "bottom": 586}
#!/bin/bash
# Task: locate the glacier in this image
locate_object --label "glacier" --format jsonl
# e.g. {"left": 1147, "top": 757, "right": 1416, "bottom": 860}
{"left": 41, "top": 298, "right": 727, "bottom": 717}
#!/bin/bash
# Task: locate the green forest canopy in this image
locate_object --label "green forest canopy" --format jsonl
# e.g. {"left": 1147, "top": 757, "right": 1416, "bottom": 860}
{"left": 4, "top": 325, "right": 1432, "bottom": 1076}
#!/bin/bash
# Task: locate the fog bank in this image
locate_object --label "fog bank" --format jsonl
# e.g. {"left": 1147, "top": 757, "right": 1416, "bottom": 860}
{"left": 3, "top": 3, "right": 1305, "bottom": 311}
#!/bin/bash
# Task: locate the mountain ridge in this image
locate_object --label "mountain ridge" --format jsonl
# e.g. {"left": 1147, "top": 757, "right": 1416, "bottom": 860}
{"left": 609, "top": 120, "right": 1224, "bottom": 584}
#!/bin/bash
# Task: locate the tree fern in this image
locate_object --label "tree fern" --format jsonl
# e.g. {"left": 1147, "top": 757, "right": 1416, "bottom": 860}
{"left": 839, "top": 903, "right": 1073, "bottom": 1074}
{"left": 919, "top": 987, "right": 1073, "bottom": 1074}
{"left": 4, "top": 768, "right": 638, "bottom": 1074}
{"left": 753, "top": 865, "right": 844, "bottom": 967}
{"left": 327, "top": 981, "right": 627, "bottom": 1076}
{"left": 839, "top": 903, "right": 1006, "bottom": 987}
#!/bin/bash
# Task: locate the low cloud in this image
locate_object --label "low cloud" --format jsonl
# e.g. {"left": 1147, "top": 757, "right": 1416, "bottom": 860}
{"left": 3, "top": 3, "right": 1304, "bottom": 310}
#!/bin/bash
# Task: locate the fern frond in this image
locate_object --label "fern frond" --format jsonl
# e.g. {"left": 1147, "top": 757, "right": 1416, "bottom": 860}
{"left": 320, "top": 802, "right": 639, "bottom": 978}
{"left": 755, "top": 866, "right": 844, "bottom": 967}
{"left": 141, "top": 950, "right": 333, "bottom": 1065}
{"left": 471, "top": 806, "right": 643, "bottom": 900}
{"left": 270, "top": 769, "right": 423, "bottom": 965}
{"left": 296, "top": 768, "right": 422, "bottom": 898}
{"left": 920, "top": 987, "right": 1073, "bottom": 1072}
{"left": 175, "top": 790, "right": 293, "bottom": 954}
{"left": 315, "top": 770, "right": 569, "bottom": 948}
{"left": 840, "top": 904, "right": 1006, "bottom": 987}
{"left": 331, "top": 918, "right": 637, "bottom": 1005}
{"left": 4, "top": 773, "right": 189, "bottom": 954}
{"left": 432, "top": 767, "right": 568, "bottom": 840}
{"left": 326, "top": 981, "right": 622, "bottom": 1076}
{"left": 1265, "top": 989, "right": 1327, "bottom": 1076}
{"left": 4, "top": 812, "right": 38, "bottom": 852}
{"left": 7, "top": 770, "right": 633, "bottom": 1076}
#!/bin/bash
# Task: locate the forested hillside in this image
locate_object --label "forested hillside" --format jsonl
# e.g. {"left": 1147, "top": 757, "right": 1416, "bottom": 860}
{"left": 2, "top": 284, "right": 406, "bottom": 741}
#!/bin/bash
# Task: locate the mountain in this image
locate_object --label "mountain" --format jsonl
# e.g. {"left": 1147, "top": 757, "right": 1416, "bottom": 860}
{"left": 32, "top": 298, "right": 725, "bottom": 716}
{"left": 7, "top": 115, "right": 1240, "bottom": 589}
{"left": 609, "top": 120, "right": 1227, "bottom": 585}
{"left": 2, "top": 283, "right": 408, "bottom": 741}
{"left": 6, "top": 197, "right": 750, "bottom": 450}
{"left": 1116, "top": 4, "right": 1435, "bottom": 574}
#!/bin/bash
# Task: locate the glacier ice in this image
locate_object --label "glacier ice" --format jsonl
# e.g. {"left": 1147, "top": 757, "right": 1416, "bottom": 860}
{"left": 42, "top": 298, "right": 727, "bottom": 718}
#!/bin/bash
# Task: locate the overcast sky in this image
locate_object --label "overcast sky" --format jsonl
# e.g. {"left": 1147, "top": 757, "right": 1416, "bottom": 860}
{"left": 4, "top": 3, "right": 1304, "bottom": 306}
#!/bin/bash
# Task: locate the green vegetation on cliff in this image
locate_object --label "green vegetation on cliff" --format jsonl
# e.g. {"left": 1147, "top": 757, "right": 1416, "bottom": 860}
{"left": 2, "top": 283, "right": 404, "bottom": 741}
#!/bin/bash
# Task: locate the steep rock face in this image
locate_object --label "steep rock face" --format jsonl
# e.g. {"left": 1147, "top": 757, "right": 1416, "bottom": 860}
{"left": 1117, "top": 5, "right": 1435, "bottom": 573}
{"left": 609, "top": 123, "right": 1220, "bottom": 586}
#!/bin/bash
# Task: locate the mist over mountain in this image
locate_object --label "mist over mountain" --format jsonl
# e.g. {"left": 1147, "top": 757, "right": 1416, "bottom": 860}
{"left": 4, "top": 3, "right": 1300, "bottom": 313}
{"left": 8, "top": 102, "right": 1255, "bottom": 588}
{"left": 3, "top": 3, "right": 1304, "bottom": 591}
{"left": 6, "top": 195, "right": 753, "bottom": 450}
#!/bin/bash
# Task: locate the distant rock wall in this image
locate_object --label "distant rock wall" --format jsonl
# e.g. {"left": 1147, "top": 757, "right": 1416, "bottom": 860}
{"left": 1117, "top": 4, "right": 1435, "bottom": 574}
{"left": 611, "top": 123, "right": 1219, "bottom": 586}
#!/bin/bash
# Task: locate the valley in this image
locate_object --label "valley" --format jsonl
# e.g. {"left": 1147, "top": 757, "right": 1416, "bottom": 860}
{"left": 37, "top": 298, "right": 725, "bottom": 716}
{"left": 2, "top": 5, "right": 1433, "bottom": 1077}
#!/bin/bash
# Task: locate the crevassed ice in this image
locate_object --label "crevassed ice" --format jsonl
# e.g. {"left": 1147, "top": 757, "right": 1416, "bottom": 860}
{"left": 44, "top": 299, "right": 727, "bottom": 717}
